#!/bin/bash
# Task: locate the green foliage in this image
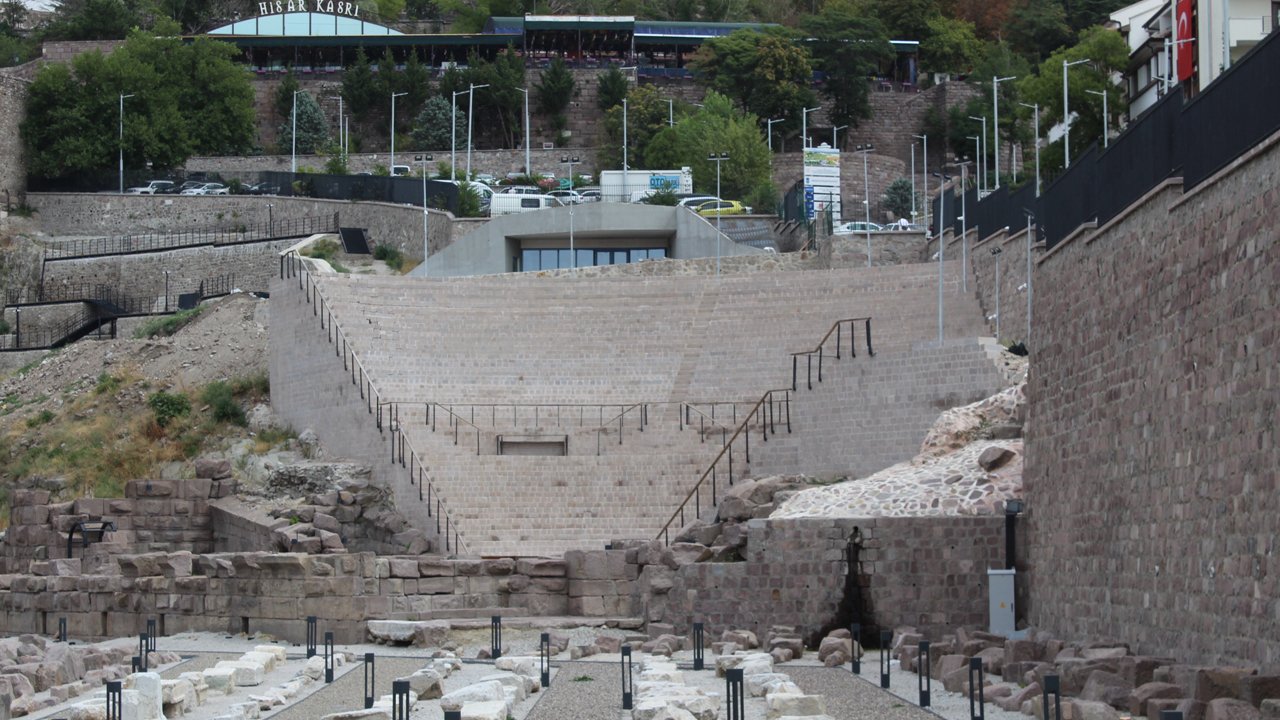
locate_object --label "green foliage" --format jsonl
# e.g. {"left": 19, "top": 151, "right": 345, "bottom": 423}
{"left": 597, "top": 67, "right": 629, "bottom": 111}
{"left": 438, "top": 49, "right": 526, "bottom": 149}
{"left": 1006, "top": 0, "right": 1075, "bottom": 62}
{"left": 201, "top": 381, "right": 246, "bottom": 426}
{"left": 535, "top": 58, "right": 576, "bottom": 116}
{"left": 302, "top": 237, "right": 342, "bottom": 261}
{"left": 278, "top": 91, "right": 330, "bottom": 155}
{"left": 22, "top": 31, "right": 254, "bottom": 179}
{"left": 94, "top": 373, "right": 122, "bottom": 395}
{"left": 646, "top": 187, "right": 680, "bottom": 206}
{"left": 26, "top": 409, "right": 55, "bottom": 428}
{"left": 743, "top": 182, "right": 777, "bottom": 215}
{"left": 883, "top": 178, "right": 916, "bottom": 219}
{"left": 274, "top": 68, "right": 300, "bottom": 125}
{"left": 456, "top": 182, "right": 483, "bottom": 218}
{"left": 598, "top": 85, "right": 675, "bottom": 171}
{"left": 401, "top": 50, "right": 432, "bottom": 118}
{"left": 342, "top": 48, "right": 379, "bottom": 120}
{"left": 801, "top": 9, "right": 893, "bottom": 133}
{"left": 8, "top": 203, "right": 36, "bottom": 218}
{"left": 38, "top": 0, "right": 143, "bottom": 40}
{"left": 572, "top": 675, "right": 594, "bottom": 682}
{"left": 0, "top": 319, "right": 8, "bottom": 335}
{"left": 0, "top": 34, "right": 38, "bottom": 67}
{"left": 147, "top": 391, "right": 190, "bottom": 428}
{"left": 374, "top": 244, "right": 406, "bottom": 271}
{"left": 324, "top": 145, "right": 349, "bottom": 175}
{"left": 229, "top": 371, "right": 270, "bottom": 400}
{"left": 691, "top": 28, "right": 815, "bottom": 131}
{"left": 412, "top": 96, "right": 463, "bottom": 151}
{"left": 133, "top": 305, "right": 204, "bottom": 339}
{"left": 920, "top": 15, "right": 983, "bottom": 73}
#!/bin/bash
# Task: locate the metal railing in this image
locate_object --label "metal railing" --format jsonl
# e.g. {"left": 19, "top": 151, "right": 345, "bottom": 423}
{"left": 280, "top": 251, "right": 469, "bottom": 556}
{"left": 399, "top": 401, "right": 652, "bottom": 457}
{"left": 791, "top": 317, "right": 875, "bottom": 391}
{"left": 45, "top": 213, "right": 339, "bottom": 261}
{"left": 0, "top": 307, "right": 114, "bottom": 351}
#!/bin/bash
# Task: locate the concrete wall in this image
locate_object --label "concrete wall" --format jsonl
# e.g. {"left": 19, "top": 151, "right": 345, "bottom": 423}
{"left": 188, "top": 147, "right": 604, "bottom": 180}
{"left": 1022, "top": 131, "right": 1280, "bottom": 666}
{"left": 0, "top": 75, "right": 29, "bottom": 201}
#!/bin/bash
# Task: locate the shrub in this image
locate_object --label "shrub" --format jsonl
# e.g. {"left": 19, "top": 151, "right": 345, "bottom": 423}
{"left": 148, "top": 391, "right": 191, "bottom": 428}
{"left": 0, "top": 319, "right": 9, "bottom": 335}
{"left": 94, "top": 373, "right": 122, "bottom": 395}
{"left": 202, "top": 381, "right": 246, "bottom": 426}
{"left": 230, "top": 372, "right": 270, "bottom": 399}
{"left": 26, "top": 409, "right": 55, "bottom": 428}
{"left": 302, "top": 238, "right": 342, "bottom": 261}
{"left": 134, "top": 306, "right": 204, "bottom": 339}
{"left": 373, "top": 245, "right": 405, "bottom": 271}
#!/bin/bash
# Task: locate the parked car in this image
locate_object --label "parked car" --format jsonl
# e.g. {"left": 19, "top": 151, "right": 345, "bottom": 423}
{"left": 175, "top": 181, "right": 205, "bottom": 194}
{"left": 695, "top": 200, "right": 750, "bottom": 216}
{"left": 547, "top": 189, "right": 583, "bottom": 204}
{"left": 676, "top": 195, "right": 720, "bottom": 209}
{"left": 474, "top": 173, "right": 497, "bottom": 185}
{"left": 181, "top": 182, "right": 229, "bottom": 196}
{"left": 125, "top": 180, "right": 175, "bottom": 195}
{"left": 489, "top": 194, "right": 565, "bottom": 216}
{"left": 834, "top": 221, "right": 884, "bottom": 234}
{"left": 886, "top": 221, "right": 926, "bottom": 231}
{"left": 390, "top": 165, "right": 411, "bottom": 177}
{"left": 577, "top": 187, "right": 602, "bottom": 202}
{"left": 245, "top": 182, "right": 280, "bottom": 195}
{"left": 499, "top": 185, "right": 542, "bottom": 195}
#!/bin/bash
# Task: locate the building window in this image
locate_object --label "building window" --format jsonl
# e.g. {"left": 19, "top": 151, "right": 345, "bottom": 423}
{"left": 520, "top": 247, "right": 667, "bottom": 271}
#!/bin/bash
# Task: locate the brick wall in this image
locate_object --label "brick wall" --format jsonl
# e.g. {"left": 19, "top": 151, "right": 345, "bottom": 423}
{"left": 187, "top": 147, "right": 604, "bottom": 180}
{"left": 1023, "top": 132, "right": 1280, "bottom": 666}
{"left": 0, "top": 75, "right": 28, "bottom": 201}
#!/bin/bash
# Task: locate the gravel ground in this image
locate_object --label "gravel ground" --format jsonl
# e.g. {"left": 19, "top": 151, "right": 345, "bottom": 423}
{"left": 523, "top": 662, "right": 624, "bottom": 720}
{"left": 866, "top": 650, "right": 1028, "bottom": 720}
{"left": 788, "top": 665, "right": 942, "bottom": 719}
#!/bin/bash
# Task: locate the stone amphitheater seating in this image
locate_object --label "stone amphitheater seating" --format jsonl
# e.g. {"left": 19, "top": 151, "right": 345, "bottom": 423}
{"left": 274, "top": 262, "right": 1001, "bottom": 557}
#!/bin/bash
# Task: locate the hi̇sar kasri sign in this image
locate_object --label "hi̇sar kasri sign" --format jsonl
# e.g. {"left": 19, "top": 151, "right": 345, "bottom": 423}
{"left": 258, "top": 0, "right": 362, "bottom": 17}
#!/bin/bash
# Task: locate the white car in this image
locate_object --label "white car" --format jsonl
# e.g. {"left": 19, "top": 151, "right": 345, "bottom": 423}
{"left": 547, "top": 189, "right": 583, "bottom": 204}
{"left": 499, "top": 185, "right": 543, "bottom": 195}
{"left": 677, "top": 195, "right": 720, "bottom": 209}
{"left": 577, "top": 188, "right": 602, "bottom": 202}
{"left": 834, "top": 221, "right": 883, "bottom": 234}
{"left": 125, "top": 180, "right": 175, "bottom": 195}
{"left": 180, "top": 182, "right": 229, "bottom": 196}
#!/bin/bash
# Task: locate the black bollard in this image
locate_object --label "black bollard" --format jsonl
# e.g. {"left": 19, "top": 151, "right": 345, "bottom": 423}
{"left": 444, "top": 713, "right": 461, "bottom": 720}
{"left": 918, "top": 640, "right": 931, "bottom": 707}
{"left": 146, "top": 618, "right": 157, "bottom": 652}
{"left": 305, "top": 616, "right": 317, "bottom": 658}
{"left": 693, "top": 623, "right": 705, "bottom": 671}
{"left": 851, "top": 623, "right": 861, "bottom": 675}
{"left": 490, "top": 616, "right": 502, "bottom": 660}
{"left": 138, "top": 634, "right": 148, "bottom": 671}
{"left": 363, "top": 653, "right": 375, "bottom": 709}
{"left": 879, "top": 629, "right": 892, "bottom": 688}
{"left": 968, "top": 657, "right": 986, "bottom": 720}
{"left": 621, "top": 645, "right": 634, "bottom": 710}
{"left": 725, "top": 667, "right": 745, "bottom": 720}
{"left": 1042, "top": 674, "right": 1062, "bottom": 720}
{"left": 540, "top": 633, "right": 551, "bottom": 689}
{"left": 391, "top": 680, "right": 409, "bottom": 720}
{"left": 1159, "top": 712, "right": 1184, "bottom": 720}
{"left": 324, "top": 632, "right": 334, "bottom": 683}
{"left": 57, "top": 618, "right": 67, "bottom": 643}
{"left": 131, "top": 656, "right": 141, "bottom": 674}
{"left": 106, "top": 681, "right": 122, "bottom": 720}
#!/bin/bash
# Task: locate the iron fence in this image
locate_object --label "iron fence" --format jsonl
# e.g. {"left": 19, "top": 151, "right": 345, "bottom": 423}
{"left": 42, "top": 214, "right": 338, "bottom": 261}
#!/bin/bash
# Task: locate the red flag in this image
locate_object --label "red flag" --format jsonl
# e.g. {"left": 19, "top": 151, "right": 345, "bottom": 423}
{"left": 1176, "top": 0, "right": 1196, "bottom": 82}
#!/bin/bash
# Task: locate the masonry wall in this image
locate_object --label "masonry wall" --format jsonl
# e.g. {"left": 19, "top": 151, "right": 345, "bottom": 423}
{"left": 0, "top": 75, "right": 29, "bottom": 201}
{"left": 1022, "top": 132, "right": 1280, "bottom": 666}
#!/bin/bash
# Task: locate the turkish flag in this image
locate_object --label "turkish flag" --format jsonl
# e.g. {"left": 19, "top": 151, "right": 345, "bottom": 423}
{"left": 1176, "top": 0, "right": 1195, "bottom": 81}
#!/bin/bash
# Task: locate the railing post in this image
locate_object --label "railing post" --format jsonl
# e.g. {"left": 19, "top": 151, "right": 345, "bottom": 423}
{"left": 692, "top": 622, "right": 704, "bottom": 671}
{"left": 391, "top": 680, "right": 409, "bottom": 720}
{"left": 851, "top": 623, "right": 861, "bottom": 674}
{"left": 363, "top": 653, "right": 376, "bottom": 709}
{"left": 57, "top": 617, "right": 67, "bottom": 643}
{"left": 806, "top": 354, "right": 812, "bottom": 390}
{"left": 146, "top": 618, "right": 157, "bottom": 652}
{"left": 918, "top": 640, "right": 931, "bottom": 707}
{"left": 306, "top": 616, "right": 317, "bottom": 658}
{"left": 621, "top": 645, "right": 633, "bottom": 710}
{"left": 324, "top": 631, "right": 334, "bottom": 683}
{"left": 836, "top": 322, "right": 842, "bottom": 359}
{"left": 879, "top": 630, "right": 891, "bottom": 688}
{"left": 540, "top": 632, "right": 551, "bottom": 688}
{"left": 490, "top": 616, "right": 502, "bottom": 659}
{"left": 138, "top": 633, "right": 148, "bottom": 671}
{"left": 106, "top": 681, "right": 122, "bottom": 720}
{"left": 866, "top": 318, "right": 875, "bottom": 356}
{"left": 725, "top": 667, "right": 745, "bottom": 720}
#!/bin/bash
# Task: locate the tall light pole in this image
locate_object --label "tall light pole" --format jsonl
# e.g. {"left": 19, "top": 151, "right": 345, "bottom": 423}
{"left": 1086, "top": 89, "right": 1109, "bottom": 148}
{"left": 327, "top": 95, "right": 344, "bottom": 155}
{"left": 118, "top": 93, "right": 134, "bottom": 194}
{"left": 622, "top": 98, "right": 629, "bottom": 201}
{"left": 1024, "top": 211, "right": 1034, "bottom": 343}
{"left": 932, "top": 170, "right": 952, "bottom": 344}
{"left": 517, "top": 88, "right": 531, "bottom": 176}
{"left": 968, "top": 116, "right": 987, "bottom": 194}
{"left": 451, "top": 89, "right": 468, "bottom": 181}
{"left": 466, "top": 83, "right": 489, "bottom": 180}
{"left": 561, "top": 155, "right": 579, "bottom": 270}
{"left": 832, "top": 125, "right": 847, "bottom": 149}
{"left": 1019, "top": 102, "right": 1041, "bottom": 196}
{"left": 390, "top": 91, "right": 407, "bottom": 173}
{"left": 968, "top": 136, "right": 981, "bottom": 198}
{"left": 291, "top": 90, "right": 301, "bottom": 174}
{"left": 1063, "top": 58, "right": 1092, "bottom": 168}
{"left": 911, "top": 134, "right": 928, "bottom": 238}
{"left": 416, "top": 154, "right": 433, "bottom": 275}
{"left": 959, "top": 160, "right": 970, "bottom": 293}
{"left": 801, "top": 106, "right": 821, "bottom": 149}
{"left": 910, "top": 144, "right": 916, "bottom": 223}
{"left": 857, "top": 144, "right": 873, "bottom": 268}
{"left": 708, "top": 151, "right": 728, "bottom": 276}
{"left": 992, "top": 76, "right": 1016, "bottom": 189}
{"left": 991, "top": 246, "right": 1003, "bottom": 339}
{"left": 666, "top": 98, "right": 673, "bottom": 127}
{"left": 766, "top": 117, "right": 783, "bottom": 153}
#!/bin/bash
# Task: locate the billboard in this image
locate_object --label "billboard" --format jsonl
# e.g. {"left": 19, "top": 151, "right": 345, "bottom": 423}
{"left": 803, "top": 145, "right": 841, "bottom": 222}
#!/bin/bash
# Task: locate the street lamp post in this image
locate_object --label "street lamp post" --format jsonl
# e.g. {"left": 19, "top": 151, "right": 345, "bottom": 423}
{"left": 118, "top": 93, "right": 134, "bottom": 194}
{"left": 327, "top": 95, "right": 344, "bottom": 155}
{"left": 801, "top": 106, "right": 821, "bottom": 149}
{"left": 991, "top": 246, "right": 1003, "bottom": 339}
{"left": 911, "top": 134, "right": 928, "bottom": 238}
{"left": 451, "top": 89, "right": 468, "bottom": 181}
{"left": 856, "top": 144, "right": 873, "bottom": 268}
{"left": 1086, "top": 89, "right": 1109, "bottom": 148}
{"left": 832, "top": 125, "right": 847, "bottom": 149}
{"left": 992, "top": 76, "right": 1016, "bottom": 189}
{"left": 291, "top": 90, "right": 303, "bottom": 174}
{"left": 708, "top": 152, "right": 728, "bottom": 276}
{"left": 968, "top": 137, "right": 981, "bottom": 199}
{"left": 1018, "top": 102, "right": 1041, "bottom": 196}
{"left": 766, "top": 117, "right": 783, "bottom": 153}
{"left": 1062, "top": 58, "right": 1092, "bottom": 168}
{"left": 910, "top": 144, "right": 916, "bottom": 223}
{"left": 1024, "top": 211, "right": 1034, "bottom": 343}
{"left": 968, "top": 116, "right": 987, "bottom": 194}
{"left": 622, "top": 98, "right": 629, "bottom": 201}
{"left": 416, "top": 153, "right": 433, "bottom": 275}
{"left": 959, "top": 160, "right": 970, "bottom": 293}
{"left": 561, "top": 155, "right": 579, "bottom": 270}
{"left": 932, "top": 170, "right": 952, "bottom": 344}
{"left": 466, "top": 83, "right": 489, "bottom": 180}
{"left": 666, "top": 98, "right": 673, "bottom": 127}
{"left": 517, "top": 88, "right": 531, "bottom": 176}
{"left": 390, "top": 91, "right": 408, "bottom": 172}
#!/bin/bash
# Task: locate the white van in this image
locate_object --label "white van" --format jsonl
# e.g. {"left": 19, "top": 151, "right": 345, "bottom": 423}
{"left": 391, "top": 165, "right": 411, "bottom": 177}
{"left": 489, "top": 194, "right": 565, "bottom": 216}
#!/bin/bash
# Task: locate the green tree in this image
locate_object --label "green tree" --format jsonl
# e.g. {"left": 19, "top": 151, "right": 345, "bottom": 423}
{"left": 690, "top": 27, "right": 815, "bottom": 133}
{"left": 596, "top": 66, "right": 629, "bottom": 111}
{"left": 637, "top": 92, "right": 771, "bottom": 202}
{"left": 0, "top": 35, "right": 38, "bottom": 67}
{"left": 440, "top": 49, "right": 525, "bottom": 149}
{"left": 883, "top": 178, "right": 916, "bottom": 219}
{"left": 802, "top": 8, "right": 893, "bottom": 135}
{"left": 38, "top": 0, "right": 142, "bottom": 40}
{"left": 278, "top": 92, "right": 329, "bottom": 155}
{"left": 1006, "top": 0, "right": 1075, "bottom": 62}
{"left": 274, "top": 68, "right": 300, "bottom": 125}
{"left": 402, "top": 51, "right": 432, "bottom": 117}
{"left": 412, "top": 96, "right": 464, "bottom": 151}
{"left": 342, "top": 47, "right": 379, "bottom": 120}
{"left": 919, "top": 15, "right": 982, "bottom": 74}
{"left": 863, "top": 0, "right": 941, "bottom": 41}
{"left": 598, "top": 85, "right": 674, "bottom": 171}
{"left": 535, "top": 58, "right": 576, "bottom": 116}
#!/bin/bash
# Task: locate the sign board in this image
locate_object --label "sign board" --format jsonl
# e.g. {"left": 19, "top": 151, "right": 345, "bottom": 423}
{"left": 649, "top": 175, "right": 680, "bottom": 190}
{"left": 258, "top": 0, "right": 363, "bottom": 17}
{"left": 558, "top": 178, "right": 571, "bottom": 190}
{"left": 803, "top": 144, "right": 842, "bottom": 223}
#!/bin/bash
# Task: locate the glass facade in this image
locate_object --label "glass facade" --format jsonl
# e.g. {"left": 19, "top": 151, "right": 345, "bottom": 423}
{"left": 519, "top": 247, "right": 666, "bottom": 271}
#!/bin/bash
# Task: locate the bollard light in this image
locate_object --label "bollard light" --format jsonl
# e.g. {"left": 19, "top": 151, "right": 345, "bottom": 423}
{"left": 306, "top": 616, "right": 317, "bottom": 658}
{"left": 391, "top": 679, "right": 410, "bottom": 720}
{"left": 490, "top": 616, "right": 502, "bottom": 660}
{"left": 879, "top": 630, "right": 892, "bottom": 688}
{"left": 1159, "top": 712, "right": 1184, "bottom": 720}
{"left": 725, "top": 667, "right": 745, "bottom": 720}
{"left": 621, "top": 645, "right": 634, "bottom": 710}
{"left": 692, "top": 623, "right": 705, "bottom": 671}
{"left": 540, "top": 632, "right": 551, "bottom": 688}
{"left": 138, "top": 634, "right": 149, "bottom": 671}
{"left": 444, "top": 712, "right": 461, "bottom": 720}
{"left": 324, "top": 631, "right": 334, "bottom": 683}
{"left": 918, "top": 640, "right": 931, "bottom": 707}
{"left": 106, "top": 680, "right": 122, "bottom": 720}
{"left": 146, "top": 618, "right": 157, "bottom": 652}
{"left": 58, "top": 617, "right": 67, "bottom": 643}
{"left": 363, "top": 652, "right": 375, "bottom": 709}
{"left": 969, "top": 656, "right": 986, "bottom": 720}
{"left": 131, "top": 656, "right": 141, "bottom": 674}
{"left": 851, "top": 623, "right": 861, "bottom": 674}
{"left": 1043, "top": 674, "right": 1062, "bottom": 720}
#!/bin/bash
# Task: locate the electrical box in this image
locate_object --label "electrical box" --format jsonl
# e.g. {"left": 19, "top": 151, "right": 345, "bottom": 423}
{"left": 988, "top": 568, "right": 1019, "bottom": 637}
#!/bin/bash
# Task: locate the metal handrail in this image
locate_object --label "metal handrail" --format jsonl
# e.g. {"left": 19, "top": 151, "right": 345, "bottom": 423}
{"left": 280, "top": 251, "right": 469, "bottom": 556}
{"left": 790, "top": 317, "right": 875, "bottom": 391}
{"left": 46, "top": 213, "right": 339, "bottom": 261}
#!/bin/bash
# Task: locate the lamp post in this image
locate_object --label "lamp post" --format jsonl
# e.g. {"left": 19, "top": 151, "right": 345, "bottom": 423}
{"left": 992, "top": 76, "right": 1016, "bottom": 189}
{"left": 1024, "top": 211, "right": 1034, "bottom": 343}
{"left": 1086, "top": 89, "right": 1109, "bottom": 148}
{"left": 451, "top": 89, "right": 468, "bottom": 181}
{"left": 666, "top": 98, "right": 673, "bottom": 127}
{"left": 910, "top": 144, "right": 916, "bottom": 224}
{"left": 1062, "top": 58, "right": 1092, "bottom": 168}
{"left": 911, "top": 134, "right": 928, "bottom": 238}
{"left": 560, "top": 155, "right": 580, "bottom": 270}
{"left": 766, "top": 117, "right": 783, "bottom": 153}
{"left": 991, "top": 246, "right": 1003, "bottom": 339}
{"left": 932, "top": 170, "right": 952, "bottom": 344}
{"left": 856, "top": 144, "right": 873, "bottom": 268}
{"left": 832, "top": 124, "right": 847, "bottom": 149}
{"left": 708, "top": 151, "right": 728, "bottom": 276}
{"left": 416, "top": 154, "right": 433, "bottom": 275}
{"left": 118, "top": 93, "right": 134, "bottom": 194}
{"left": 291, "top": 90, "right": 302, "bottom": 174}
{"left": 968, "top": 116, "right": 987, "bottom": 194}
{"left": 466, "top": 83, "right": 489, "bottom": 180}
{"left": 967, "top": 137, "right": 981, "bottom": 199}
{"left": 801, "top": 106, "right": 821, "bottom": 149}
{"left": 327, "top": 95, "right": 344, "bottom": 155}
{"left": 390, "top": 91, "right": 408, "bottom": 173}
{"left": 516, "top": 88, "right": 531, "bottom": 176}
{"left": 958, "top": 160, "right": 970, "bottom": 293}
{"left": 622, "top": 98, "right": 629, "bottom": 201}
{"left": 1018, "top": 102, "right": 1041, "bottom": 196}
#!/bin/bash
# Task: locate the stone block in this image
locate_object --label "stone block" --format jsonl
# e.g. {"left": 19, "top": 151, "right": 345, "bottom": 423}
{"left": 1147, "top": 698, "right": 1206, "bottom": 720}
{"left": 1206, "top": 698, "right": 1262, "bottom": 720}
{"left": 1130, "top": 682, "right": 1185, "bottom": 716}
{"left": 239, "top": 652, "right": 277, "bottom": 674}
{"left": 212, "top": 661, "right": 264, "bottom": 687}
{"left": 765, "top": 693, "right": 826, "bottom": 719}
{"left": 458, "top": 701, "right": 508, "bottom": 720}
{"left": 399, "top": 669, "right": 442, "bottom": 699}
{"left": 1080, "top": 670, "right": 1134, "bottom": 708}
{"left": 1238, "top": 676, "right": 1280, "bottom": 707}
{"left": 1195, "top": 669, "right": 1257, "bottom": 703}
{"left": 1070, "top": 700, "right": 1122, "bottom": 720}
{"left": 439, "top": 681, "right": 507, "bottom": 712}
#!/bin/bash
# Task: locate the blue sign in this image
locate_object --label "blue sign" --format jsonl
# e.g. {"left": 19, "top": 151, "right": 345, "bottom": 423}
{"left": 649, "top": 175, "right": 679, "bottom": 190}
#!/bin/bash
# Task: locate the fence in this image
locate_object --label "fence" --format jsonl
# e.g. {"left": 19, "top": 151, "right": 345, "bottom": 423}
{"left": 43, "top": 214, "right": 339, "bottom": 261}
{"left": 943, "top": 27, "right": 1280, "bottom": 250}
{"left": 0, "top": 306, "right": 112, "bottom": 351}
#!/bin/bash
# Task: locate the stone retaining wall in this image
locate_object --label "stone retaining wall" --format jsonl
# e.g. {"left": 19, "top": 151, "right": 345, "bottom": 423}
{"left": 0, "top": 75, "right": 29, "bottom": 200}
